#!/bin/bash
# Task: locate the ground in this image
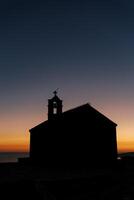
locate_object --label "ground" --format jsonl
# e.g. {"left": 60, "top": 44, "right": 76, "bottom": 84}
{"left": 0, "top": 159, "right": 134, "bottom": 200}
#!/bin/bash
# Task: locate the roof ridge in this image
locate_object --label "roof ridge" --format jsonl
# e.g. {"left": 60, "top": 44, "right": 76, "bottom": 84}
{"left": 63, "top": 103, "right": 117, "bottom": 126}
{"left": 63, "top": 103, "right": 90, "bottom": 113}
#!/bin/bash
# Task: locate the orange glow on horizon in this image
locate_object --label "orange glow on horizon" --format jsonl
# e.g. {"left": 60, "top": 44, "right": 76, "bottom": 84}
{"left": 118, "top": 141, "right": 134, "bottom": 153}
{"left": 0, "top": 136, "right": 134, "bottom": 153}
{"left": 0, "top": 144, "right": 29, "bottom": 152}
{"left": 0, "top": 135, "right": 134, "bottom": 153}
{"left": 0, "top": 137, "right": 29, "bottom": 152}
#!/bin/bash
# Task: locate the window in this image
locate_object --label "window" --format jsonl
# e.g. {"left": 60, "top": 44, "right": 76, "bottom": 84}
{"left": 53, "top": 107, "right": 57, "bottom": 114}
{"left": 53, "top": 101, "right": 57, "bottom": 107}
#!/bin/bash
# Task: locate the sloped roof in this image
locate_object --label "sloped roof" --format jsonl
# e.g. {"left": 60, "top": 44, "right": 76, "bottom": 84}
{"left": 30, "top": 103, "right": 117, "bottom": 132}
{"left": 63, "top": 103, "right": 117, "bottom": 126}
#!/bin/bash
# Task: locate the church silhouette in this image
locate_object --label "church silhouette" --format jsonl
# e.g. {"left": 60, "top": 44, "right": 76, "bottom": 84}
{"left": 27, "top": 92, "right": 117, "bottom": 168}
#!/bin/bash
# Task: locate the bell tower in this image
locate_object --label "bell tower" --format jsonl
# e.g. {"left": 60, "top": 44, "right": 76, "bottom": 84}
{"left": 48, "top": 90, "right": 63, "bottom": 120}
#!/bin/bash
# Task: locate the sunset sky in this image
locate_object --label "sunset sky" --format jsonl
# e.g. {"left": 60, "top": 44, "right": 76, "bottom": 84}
{"left": 0, "top": 0, "right": 134, "bottom": 153}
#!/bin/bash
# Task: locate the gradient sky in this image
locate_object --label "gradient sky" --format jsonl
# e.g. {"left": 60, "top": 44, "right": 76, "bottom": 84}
{"left": 0, "top": 0, "right": 134, "bottom": 152}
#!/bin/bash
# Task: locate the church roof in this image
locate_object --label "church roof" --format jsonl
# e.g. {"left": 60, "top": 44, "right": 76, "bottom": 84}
{"left": 64, "top": 103, "right": 117, "bottom": 125}
{"left": 30, "top": 103, "right": 117, "bottom": 132}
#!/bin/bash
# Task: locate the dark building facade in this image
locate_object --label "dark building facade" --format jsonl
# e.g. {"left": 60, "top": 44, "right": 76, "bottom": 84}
{"left": 29, "top": 92, "right": 118, "bottom": 168}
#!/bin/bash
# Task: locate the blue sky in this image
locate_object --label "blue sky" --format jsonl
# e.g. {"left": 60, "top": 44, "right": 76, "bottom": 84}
{"left": 0, "top": 0, "right": 134, "bottom": 151}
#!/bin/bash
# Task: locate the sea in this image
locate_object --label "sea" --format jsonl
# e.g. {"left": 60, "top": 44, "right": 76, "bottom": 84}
{"left": 0, "top": 152, "right": 29, "bottom": 163}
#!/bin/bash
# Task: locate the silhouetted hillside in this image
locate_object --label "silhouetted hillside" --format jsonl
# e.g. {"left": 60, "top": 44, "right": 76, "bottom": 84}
{"left": 0, "top": 152, "right": 29, "bottom": 163}
{"left": 119, "top": 152, "right": 134, "bottom": 157}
